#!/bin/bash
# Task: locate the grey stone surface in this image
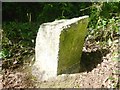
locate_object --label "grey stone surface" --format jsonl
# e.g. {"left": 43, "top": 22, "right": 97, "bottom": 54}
{"left": 32, "top": 16, "right": 89, "bottom": 81}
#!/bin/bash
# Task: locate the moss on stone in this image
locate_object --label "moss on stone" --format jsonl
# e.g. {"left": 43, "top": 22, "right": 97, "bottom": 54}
{"left": 58, "top": 18, "right": 88, "bottom": 74}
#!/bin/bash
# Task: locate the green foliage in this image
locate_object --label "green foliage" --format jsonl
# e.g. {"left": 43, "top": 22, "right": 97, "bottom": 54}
{"left": 2, "top": 22, "right": 37, "bottom": 69}
{"left": 2, "top": 22, "right": 39, "bottom": 47}
{"left": 0, "top": 48, "right": 11, "bottom": 59}
{"left": 88, "top": 2, "right": 119, "bottom": 45}
{"left": 90, "top": 17, "right": 119, "bottom": 42}
{"left": 2, "top": 2, "right": 92, "bottom": 23}
{"left": 100, "top": 2, "right": 120, "bottom": 18}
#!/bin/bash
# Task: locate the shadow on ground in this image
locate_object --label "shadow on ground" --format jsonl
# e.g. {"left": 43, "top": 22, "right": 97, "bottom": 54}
{"left": 80, "top": 49, "right": 110, "bottom": 73}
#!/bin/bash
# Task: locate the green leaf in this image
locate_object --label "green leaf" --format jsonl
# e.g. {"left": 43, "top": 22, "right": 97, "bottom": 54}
{"left": 0, "top": 48, "right": 10, "bottom": 59}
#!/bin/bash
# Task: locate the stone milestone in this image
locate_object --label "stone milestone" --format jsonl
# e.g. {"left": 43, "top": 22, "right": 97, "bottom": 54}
{"left": 32, "top": 16, "right": 89, "bottom": 81}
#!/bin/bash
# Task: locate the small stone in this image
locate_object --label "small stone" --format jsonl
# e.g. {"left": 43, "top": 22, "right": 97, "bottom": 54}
{"left": 8, "top": 74, "right": 14, "bottom": 78}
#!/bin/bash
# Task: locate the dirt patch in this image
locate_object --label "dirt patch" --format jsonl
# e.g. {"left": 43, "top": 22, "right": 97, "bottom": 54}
{"left": 35, "top": 39, "right": 119, "bottom": 88}
{"left": 2, "top": 39, "right": 119, "bottom": 88}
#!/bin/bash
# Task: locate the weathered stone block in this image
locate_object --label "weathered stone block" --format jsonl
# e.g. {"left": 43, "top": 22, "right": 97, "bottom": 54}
{"left": 32, "top": 16, "right": 89, "bottom": 81}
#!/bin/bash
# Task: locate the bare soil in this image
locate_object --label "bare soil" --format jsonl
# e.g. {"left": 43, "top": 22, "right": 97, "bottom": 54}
{"left": 1, "top": 39, "right": 119, "bottom": 88}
